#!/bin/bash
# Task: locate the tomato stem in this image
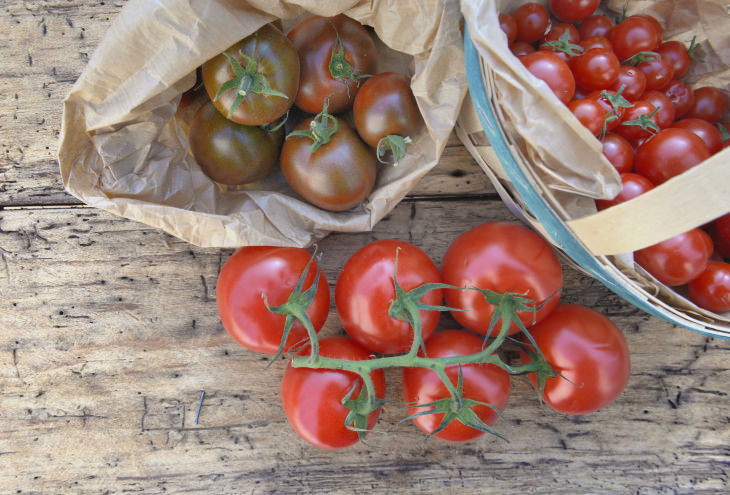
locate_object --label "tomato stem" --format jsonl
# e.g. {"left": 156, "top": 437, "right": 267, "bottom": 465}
{"left": 541, "top": 31, "right": 584, "bottom": 58}
{"left": 328, "top": 21, "right": 371, "bottom": 97}
{"left": 286, "top": 99, "right": 339, "bottom": 152}
{"left": 623, "top": 51, "right": 660, "bottom": 66}
{"left": 376, "top": 135, "right": 412, "bottom": 166}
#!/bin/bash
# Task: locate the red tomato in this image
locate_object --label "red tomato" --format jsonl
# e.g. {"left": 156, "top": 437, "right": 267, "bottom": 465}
{"left": 635, "top": 229, "right": 712, "bottom": 286}
{"left": 544, "top": 23, "right": 580, "bottom": 43}
{"left": 549, "top": 0, "right": 599, "bottom": 23}
{"left": 573, "top": 86, "right": 590, "bottom": 100}
{"left": 596, "top": 173, "right": 653, "bottom": 210}
{"left": 579, "top": 36, "right": 612, "bottom": 52}
{"left": 402, "top": 330, "right": 510, "bottom": 442}
{"left": 586, "top": 90, "right": 628, "bottom": 132}
{"left": 635, "top": 14, "right": 664, "bottom": 39}
{"left": 217, "top": 247, "right": 330, "bottom": 354}
{"left": 688, "top": 262, "right": 730, "bottom": 313}
{"left": 634, "top": 128, "right": 710, "bottom": 184}
{"left": 601, "top": 133, "right": 635, "bottom": 173}
{"left": 514, "top": 3, "right": 550, "bottom": 43}
{"left": 672, "top": 118, "right": 724, "bottom": 154}
{"left": 687, "top": 87, "right": 729, "bottom": 123}
{"left": 616, "top": 100, "right": 659, "bottom": 141}
{"left": 335, "top": 240, "right": 442, "bottom": 354}
{"left": 657, "top": 40, "right": 691, "bottom": 79}
{"left": 568, "top": 98, "right": 608, "bottom": 135}
{"left": 281, "top": 337, "right": 386, "bottom": 449}
{"left": 499, "top": 13, "right": 518, "bottom": 45}
{"left": 610, "top": 16, "right": 660, "bottom": 61}
{"left": 511, "top": 41, "right": 536, "bottom": 57}
{"left": 522, "top": 304, "right": 630, "bottom": 415}
{"left": 663, "top": 80, "right": 695, "bottom": 119}
{"left": 570, "top": 48, "right": 620, "bottom": 91}
{"left": 441, "top": 222, "right": 563, "bottom": 336}
{"left": 578, "top": 15, "right": 614, "bottom": 39}
{"left": 521, "top": 51, "right": 576, "bottom": 104}
{"left": 640, "top": 90, "right": 676, "bottom": 129}
{"left": 636, "top": 53, "right": 674, "bottom": 91}
{"left": 611, "top": 66, "right": 647, "bottom": 102}
{"left": 709, "top": 214, "right": 730, "bottom": 258}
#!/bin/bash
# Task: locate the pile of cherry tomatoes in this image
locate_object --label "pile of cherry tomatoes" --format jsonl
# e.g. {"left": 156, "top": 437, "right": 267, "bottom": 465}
{"left": 187, "top": 15, "right": 423, "bottom": 212}
{"left": 499, "top": 0, "right": 730, "bottom": 314}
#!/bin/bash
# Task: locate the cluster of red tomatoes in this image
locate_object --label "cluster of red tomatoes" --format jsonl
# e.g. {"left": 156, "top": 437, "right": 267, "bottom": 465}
{"left": 187, "top": 15, "right": 423, "bottom": 211}
{"left": 500, "top": 1, "right": 730, "bottom": 314}
{"left": 216, "top": 222, "right": 630, "bottom": 449}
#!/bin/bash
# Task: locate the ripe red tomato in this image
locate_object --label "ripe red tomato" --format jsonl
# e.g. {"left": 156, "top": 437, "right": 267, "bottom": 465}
{"left": 663, "top": 80, "right": 695, "bottom": 119}
{"left": 288, "top": 15, "right": 377, "bottom": 114}
{"left": 549, "top": 0, "right": 599, "bottom": 23}
{"left": 568, "top": 98, "right": 607, "bottom": 135}
{"left": 336, "top": 240, "right": 443, "bottom": 354}
{"left": 610, "top": 66, "right": 647, "bottom": 102}
{"left": 217, "top": 247, "right": 330, "bottom": 354}
{"left": 441, "top": 222, "right": 563, "bottom": 336}
{"left": 521, "top": 51, "right": 576, "bottom": 104}
{"left": 635, "top": 229, "right": 712, "bottom": 286}
{"left": 402, "top": 330, "right": 510, "bottom": 442}
{"left": 522, "top": 304, "right": 630, "bottom": 415}
{"left": 636, "top": 53, "right": 674, "bottom": 91}
{"left": 610, "top": 16, "right": 660, "bottom": 62}
{"left": 640, "top": 90, "right": 676, "bottom": 129}
{"left": 687, "top": 87, "right": 729, "bottom": 123}
{"left": 688, "top": 262, "right": 730, "bottom": 313}
{"left": 514, "top": 3, "right": 550, "bottom": 43}
{"left": 657, "top": 40, "right": 692, "bottom": 79}
{"left": 499, "top": 13, "right": 518, "bottom": 45}
{"left": 544, "top": 23, "right": 580, "bottom": 43}
{"left": 601, "top": 133, "right": 634, "bottom": 173}
{"left": 586, "top": 90, "right": 627, "bottom": 132}
{"left": 634, "top": 128, "right": 710, "bottom": 185}
{"left": 579, "top": 36, "right": 612, "bottom": 52}
{"left": 635, "top": 14, "right": 664, "bottom": 39}
{"left": 511, "top": 41, "right": 536, "bottom": 57}
{"left": 709, "top": 214, "right": 730, "bottom": 258}
{"left": 281, "top": 337, "right": 386, "bottom": 449}
{"left": 578, "top": 15, "right": 614, "bottom": 39}
{"left": 616, "top": 100, "right": 659, "bottom": 141}
{"left": 570, "top": 48, "right": 620, "bottom": 91}
{"left": 672, "top": 118, "right": 724, "bottom": 154}
{"left": 596, "top": 173, "right": 653, "bottom": 210}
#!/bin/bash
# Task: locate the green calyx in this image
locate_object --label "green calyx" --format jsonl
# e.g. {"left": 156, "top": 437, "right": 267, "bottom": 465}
{"left": 620, "top": 106, "right": 661, "bottom": 135}
{"left": 717, "top": 122, "right": 730, "bottom": 142}
{"left": 598, "top": 85, "right": 634, "bottom": 138}
{"left": 623, "top": 51, "right": 660, "bottom": 66}
{"left": 542, "top": 31, "right": 584, "bottom": 58}
{"left": 687, "top": 35, "right": 704, "bottom": 63}
{"left": 214, "top": 51, "right": 289, "bottom": 119}
{"left": 376, "top": 135, "right": 412, "bottom": 166}
{"left": 286, "top": 99, "right": 339, "bottom": 152}
{"left": 328, "top": 24, "right": 370, "bottom": 97}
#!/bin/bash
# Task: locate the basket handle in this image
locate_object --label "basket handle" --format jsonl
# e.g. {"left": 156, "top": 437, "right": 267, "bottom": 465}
{"left": 567, "top": 149, "right": 730, "bottom": 256}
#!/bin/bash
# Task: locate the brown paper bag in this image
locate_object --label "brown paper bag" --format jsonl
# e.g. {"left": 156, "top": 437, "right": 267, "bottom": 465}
{"left": 58, "top": 0, "right": 466, "bottom": 248}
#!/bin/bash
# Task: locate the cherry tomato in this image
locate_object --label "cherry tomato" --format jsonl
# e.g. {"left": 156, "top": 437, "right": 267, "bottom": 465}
{"left": 570, "top": 48, "right": 620, "bottom": 91}
{"left": 511, "top": 41, "right": 536, "bottom": 57}
{"left": 663, "top": 80, "right": 695, "bottom": 118}
{"left": 672, "top": 118, "right": 724, "bottom": 154}
{"left": 216, "top": 247, "right": 329, "bottom": 354}
{"left": 544, "top": 23, "right": 580, "bottom": 43}
{"left": 579, "top": 36, "right": 612, "bottom": 52}
{"left": 281, "top": 116, "right": 377, "bottom": 211}
{"left": 573, "top": 86, "right": 590, "bottom": 100}
{"left": 521, "top": 51, "right": 576, "bottom": 104}
{"left": 549, "top": 0, "right": 599, "bottom": 23}
{"left": 514, "top": 3, "right": 550, "bottom": 43}
{"left": 403, "top": 330, "right": 510, "bottom": 442}
{"left": 203, "top": 24, "right": 299, "bottom": 126}
{"left": 499, "top": 13, "right": 518, "bottom": 45}
{"left": 635, "top": 14, "right": 664, "bottom": 39}
{"left": 522, "top": 304, "right": 630, "bottom": 415}
{"left": 441, "top": 222, "right": 563, "bottom": 335}
{"left": 635, "top": 229, "right": 712, "bottom": 286}
{"left": 601, "top": 133, "right": 635, "bottom": 173}
{"left": 610, "top": 66, "right": 647, "bottom": 102}
{"left": 657, "top": 40, "right": 692, "bottom": 79}
{"left": 288, "top": 15, "right": 377, "bottom": 114}
{"left": 634, "top": 128, "right": 710, "bottom": 185}
{"left": 640, "top": 90, "right": 676, "bottom": 129}
{"left": 568, "top": 98, "right": 607, "bottom": 135}
{"left": 636, "top": 53, "right": 674, "bottom": 91}
{"left": 281, "top": 337, "right": 386, "bottom": 450}
{"left": 596, "top": 173, "right": 653, "bottom": 210}
{"left": 579, "top": 15, "right": 614, "bottom": 39}
{"left": 587, "top": 90, "right": 626, "bottom": 132}
{"left": 616, "top": 100, "right": 659, "bottom": 141}
{"left": 709, "top": 214, "right": 730, "bottom": 258}
{"left": 687, "top": 87, "right": 729, "bottom": 123}
{"left": 335, "top": 240, "right": 443, "bottom": 354}
{"left": 688, "top": 262, "right": 730, "bottom": 313}
{"left": 610, "top": 16, "right": 660, "bottom": 62}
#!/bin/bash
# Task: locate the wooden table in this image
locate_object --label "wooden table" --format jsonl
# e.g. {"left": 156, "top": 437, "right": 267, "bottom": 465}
{"left": 2, "top": 3, "right": 729, "bottom": 494}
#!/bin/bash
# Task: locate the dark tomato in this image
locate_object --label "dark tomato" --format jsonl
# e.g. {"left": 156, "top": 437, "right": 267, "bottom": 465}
{"left": 663, "top": 80, "right": 695, "bottom": 118}
{"left": 549, "top": 0, "right": 599, "bottom": 23}
{"left": 672, "top": 118, "right": 724, "bottom": 154}
{"left": 687, "top": 87, "right": 729, "bottom": 123}
{"left": 579, "top": 15, "right": 614, "bottom": 39}
{"left": 688, "top": 262, "right": 730, "bottom": 313}
{"left": 635, "top": 229, "right": 712, "bottom": 286}
{"left": 511, "top": 41, "right": 536, "bottom": 57}
{"left": 521, "top": 51, "right": 576, "bottom": 104}
{"left": 499, "top": 13, "right": 518, "bottom": 45}
{"left": 281, "top": 337, "right": 386, "bottom": 450}
{"left": 403, "top": 330, "right": 511, "bottom": 442}
{"left": 522, "top": 304, "right": 630, "bottom": 415}
{"left": 634, "top": 128, "right": 710, "bottom": 184}
{"left": 281, "top": 117, "right": 376, "bottom": 211}
{"left": 637, "top": 53, "right": 674, "bottom": 91}
{"left": 579, "top": 36, "right": 612, "bottom": 52}
{"left": 573, "top": 86, "right": 590, "bottom": 100}
{"left": 640, "top": 90, "right": 676, "bottom": 129}
{"left": 335, "top": 240, "right": 443, "bottom": 354}
{"left": 568, "top": 98, "right": 608, "bottom": 135}
{"left": 596, "top": 173, "right": 654, "bottom": 210}
{"left": 601, "top": 133, "right": 635, "bottom": 173}
{"left": 189, "top": 102, "right": 282, "bottom": 185}
{"left": 587, "top": 90, "right": 626, "bottom": 132}
{"left": 441, "top": 222, "right": 563, "bottom": 335}
{"left": 570, "top": 48, "right": 620, "bottom": 91}
{"left": 217, "top": 247, "right": 330, "bottom": 354}
{"left": 709, "top": 214, "right": 730, "bottom": 258}
{"left": 610, "top": 16, "right": 660, "bottom": 62}
{"left": 610, "top": 66, "right": 647, "bottom": 101}
{"left": 203, "top": 24, "right": 299, "bottom": 126}
{"left": 514, "top": 3, "right": 550, "bottom": 43}
{"left": 544, "top": 23, "right": 580, "bottom": 43}
{"left": 288, "top": 15, "right": 377, "bottom": 114}
{"left": 616, "top": 100, "right": 658, "bottom": 140}
{"left": 657, "top": 40, "right": 692, "bottom": 79}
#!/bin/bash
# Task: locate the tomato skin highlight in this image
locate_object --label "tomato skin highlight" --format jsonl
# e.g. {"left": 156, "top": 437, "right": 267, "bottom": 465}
{"left": 634, "top": 128, "right": 710, "bottom": 185}
{"left": 687, "top": 87, "right": 729, "bottom": 124}
{"left": 522, "top": 304, "right": 630, "bottom": 415}
{"left": 521, "top": 51, "right": 576, "bottom": 104}
{"left": 281, "top": 337, "right": 386, "bottom": 450}
{"left": 688, "top": 262, "right": 730, "bottom": 313}
{"left": 403, "top": 330, "right": 510, "bottom": 442}
{"left": 609, "top": 16, "right": 660, "bottom": 62}
{"left": 637, "top": 53, "right": 674, "bottom": 91}
{"left": 596, "top": 173, "right": 653, "bottom": 210}
{"left": 570, "top": 48, "right": 620, "bottom": 91}
{"left": 511, "top": 41, "right": 536, "bottom": 57}
{"left": 514, "top": 3, "right": 550, "bottom": 43}
{"left": 657, "top": 40, "right": 691, "bottom": 79}
{"left": 672, "top": 118, "right": 724, "bottom": 154}
{"left": 568, "top": 98, "right": 607, "bottom": 135}
{"left": 578, "top": 36, "right": 612, "bottom": 52}
{"left": 635, "top": 229, "right": 712, "bottom": 286}
{"left": 441, "top": 222, "right": 563, "bottom": 335}
{"left": 610, "top": 66, "right": 647, "bottom": 102}
{"left": 663, "top": 80, "right": 695, "bottom": 119}
{"left": 549, "top": 0, "right": 599, "bottom": 23}
{"left": 499, "top": 14, "right": 518, "bottom": 45}
{"left": 615, "top": 100, "right": 658, "bottom": 141}
{"left": 640, "top": 90, "right": 676, "bottom": 129}
{"left": 335, "top": 240, "right": 443, "bottom": 354}
{"left": 578, "top": 15, "right": 614, "bottom": 39}
{"left": 216, "top": 247, "right": 330, "bottom": 354}
{"left": 601, "top": 133, "right": 635, "bottom": 173}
